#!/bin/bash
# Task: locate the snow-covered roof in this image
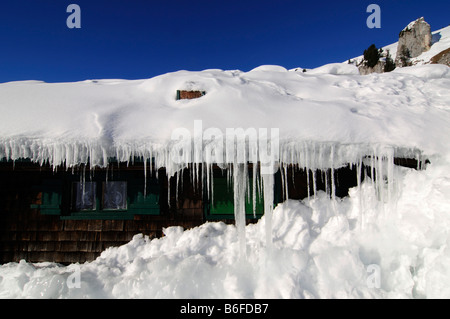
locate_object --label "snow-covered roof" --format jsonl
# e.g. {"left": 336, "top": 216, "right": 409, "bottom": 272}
{"left": 0, "top": 62, "right": 449, "bottom": 172}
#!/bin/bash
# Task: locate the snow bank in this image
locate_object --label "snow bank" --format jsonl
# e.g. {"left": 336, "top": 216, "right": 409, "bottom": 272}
{"left": 392, "top": 63, "right": 450, "bottom": 78}
{"left": 1, "top": 158, "right": 450, "bottom": 299}
{"left": 250, "top": 65, "right": 288, "bottom": 73}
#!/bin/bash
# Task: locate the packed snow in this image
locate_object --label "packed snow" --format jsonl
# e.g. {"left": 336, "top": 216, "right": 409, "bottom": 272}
{"left": 0, "top": 26, "right": 450, "bottom": 298}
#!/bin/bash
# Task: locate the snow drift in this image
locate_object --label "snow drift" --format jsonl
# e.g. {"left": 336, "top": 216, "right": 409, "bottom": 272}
{"left": 1, "top": 159, "right": 450, "bottom": 299}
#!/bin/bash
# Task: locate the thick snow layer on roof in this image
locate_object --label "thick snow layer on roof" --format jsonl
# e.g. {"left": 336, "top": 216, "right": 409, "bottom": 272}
{"left": 0, "top": 63, "right": 449, "bottom": 170}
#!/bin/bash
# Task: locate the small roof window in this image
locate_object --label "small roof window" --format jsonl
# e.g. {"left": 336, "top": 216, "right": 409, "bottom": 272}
{"left": 176, "top": 90, "right": 206, "bottom": 100}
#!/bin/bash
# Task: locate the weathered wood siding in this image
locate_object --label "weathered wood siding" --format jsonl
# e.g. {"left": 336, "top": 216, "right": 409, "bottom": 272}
{"left": 0, "top": 161, "right": 205, "bottom": 264}
{"left": 0, "top": 157, "right": 423, "bottom": 264}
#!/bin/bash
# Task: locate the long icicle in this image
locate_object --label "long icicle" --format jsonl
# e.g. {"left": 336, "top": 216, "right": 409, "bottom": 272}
{"left": 144, "top": 155, "right": 147, "bottom": 198}
{"left": 262, "top": 172, "right": 274, "bottom": 254}
{"left": 252, "top": 163, "right": 257, "bottom": 218}
{"left": 234, "top": 163, "right": 247, "bottom": 259}
{"left": 357, "top": 157, "right": 363, "bottom": 230}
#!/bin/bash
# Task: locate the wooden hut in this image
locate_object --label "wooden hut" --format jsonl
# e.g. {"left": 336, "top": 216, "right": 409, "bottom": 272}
{"left": 0, "top": 85, "right": 427, "bottom": 264}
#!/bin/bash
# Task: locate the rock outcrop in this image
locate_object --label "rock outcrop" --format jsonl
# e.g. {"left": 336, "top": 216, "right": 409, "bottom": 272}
{"left": 358, "top": 61, "right": 384, "bottom": 75}
{"left": 349, "top": 17, "right": 448, "bottom": 75}
{"left": 395, "top": 17, "right": 432, "bottom": 67}
{"left": 357, "top": 49, "right": 396, "bottom": 75}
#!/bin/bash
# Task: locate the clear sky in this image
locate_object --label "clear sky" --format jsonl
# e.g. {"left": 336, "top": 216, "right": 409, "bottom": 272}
{"left": 0, "top": 0, "right": 448, "bottom": 83}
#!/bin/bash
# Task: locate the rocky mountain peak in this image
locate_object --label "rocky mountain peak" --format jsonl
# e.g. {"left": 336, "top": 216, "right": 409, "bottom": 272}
{"left": 396, "top": 17, "right": 432, "bottom": 66}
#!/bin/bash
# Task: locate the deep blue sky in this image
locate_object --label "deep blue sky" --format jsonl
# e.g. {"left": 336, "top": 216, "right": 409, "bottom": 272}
{"left": 0, "top": 0, "right": 448, "bottom": 83}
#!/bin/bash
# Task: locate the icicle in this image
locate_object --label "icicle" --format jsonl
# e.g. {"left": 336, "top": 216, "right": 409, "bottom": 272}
{"left": 246, "top": 166, "right": 251, "bottom": 204}
{"left": 227, "top": 163, "right": 232, "bottom": 190}
{"left": 233, "top": 163, "right": 247, "bottom": 259}
{"left": 262, "top": 172, "right": 274, "bottom": 253}
{"left": 175, "top": 170, "right": 180, "bottom": 204}
{"left": 312, "top": 169, "right": 317, "bottom": 200}
{"left": 291, "top": 165, "right": 295, "bottom": 189}
{"left": 387, "top": 149, "right": 394, "bottom": 207}
{"left": 191, "top": 163, "right": 197, "bottom": 192}
{"left": 415, "top": 152, "right": 420, "bottom": 170}
{"left": 381, "top": 147, "right": 398, "bottom": 215}
{"left": 256, "top": 164, "right": 261, "bottom": 202}
{"left": 377, "top": 151, "right": 384, "bottom": 204}
{"left": 370, "top": 157, "right": 375, "bottom": 188}
{"left": 205, "top": 163, "right": 211, "bottom": 201}
{"left": 167, "top": 174, "right": 171, "bottom": 207}
{"left": 81, "top": 164, "right": 86, "bottom": 206}
{"left": 252, "top": 163, "right": 257, "bottom": 218}
{"left": 279, "top": 163, "right": 285, "bottom": 200}
{"left": 330, "top": 145, "right": 336, "bottom": 202}
{"left": 90, "top": 165, "right": 94, "bottom": 181}
{"left": 305, "top": 143, "right": 311, "bottom": 201}
{"left": 210, "top": 163, "right": 214, "bottom": 206}
{"left": 356, "top": 158, "right": 363, "bottom": 230}
{"left": 284, "top": 164, "right": 289, "bottom": 200}
{"left": 143, "top": 155, "right": 147, "bottom": 198}
{"left": 306, "top": 168, "right": 310, "bottom": 201}
{"left": 280, "top": 164, "right": 287, "bottom": 200}
{"left": 192, "top": 163, "right": 196, "bottom": 194}
{"left": 149, "top": 149, "right": 153, "bottom": 178}
{"left": 195, "top": 162, "right": 200, "bottom": 194}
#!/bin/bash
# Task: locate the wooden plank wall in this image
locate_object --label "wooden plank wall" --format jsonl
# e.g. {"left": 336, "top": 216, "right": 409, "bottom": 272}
{"left": 0, "top": 158, "right": 423, "bottom": 264}
{"left": 0, "top": 162, "right": 205, "bottom": 264}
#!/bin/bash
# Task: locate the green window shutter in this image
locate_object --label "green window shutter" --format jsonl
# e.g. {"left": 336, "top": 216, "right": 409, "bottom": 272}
{"left": 128, "top": 180, "right": 160, "bottom": 215}
{"left": 209, "top": 178, "right": 233, "bottom": 216}
{"left": 31, "top": 180, "right": 63, "bottom": 215}
{"left": 208, "top": 177, "right": 264, "bottom": 219}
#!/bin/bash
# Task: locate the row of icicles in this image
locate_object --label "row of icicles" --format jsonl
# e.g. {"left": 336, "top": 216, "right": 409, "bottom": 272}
{"left": 2, "top": 139, "right": 425, "bottom": 258}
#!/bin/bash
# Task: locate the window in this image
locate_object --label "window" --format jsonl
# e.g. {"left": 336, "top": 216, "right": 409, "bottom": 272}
{"left": 208, "top": 177, "right": 264, "bottom": 218}
{"left": 176, "top": 90, "right": 206, "bottom": 100}
{"left": 72, "top": 181, "right": 127, "bottom": 212}
{"left": 64, "top": 169, "right": 160, "bottom": 220}
{"left": 102, "top": 181, "right": 127, "bottom": 210}
{"left": 73, "top": 182, "right": 96, "bottom": 211}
